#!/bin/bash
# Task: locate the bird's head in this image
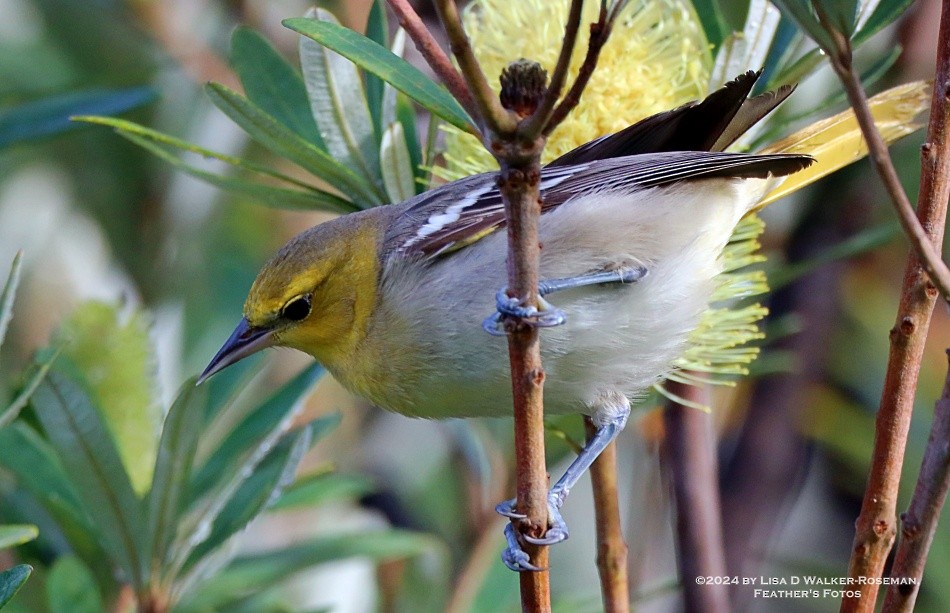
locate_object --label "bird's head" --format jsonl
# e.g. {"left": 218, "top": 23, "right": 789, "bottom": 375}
{"left": 199, "top": 212, "right": 382, "bottom": 383}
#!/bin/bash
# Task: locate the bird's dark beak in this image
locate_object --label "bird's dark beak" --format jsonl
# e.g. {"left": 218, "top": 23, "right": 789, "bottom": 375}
{"left": 197, "top": 318, "right": 275, "bottom": 384}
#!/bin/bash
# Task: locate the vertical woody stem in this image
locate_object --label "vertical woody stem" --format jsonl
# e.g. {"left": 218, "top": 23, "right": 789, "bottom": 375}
{"left": 838, "top": 1, "right": 950, "bottom": 609}
{"left": 586, "top": 417, "right": 630, "bottom": 613}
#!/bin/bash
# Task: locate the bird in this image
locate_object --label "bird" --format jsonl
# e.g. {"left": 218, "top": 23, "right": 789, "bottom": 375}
{"left": 199, "top": 71, "right": 813, "bottom": 571}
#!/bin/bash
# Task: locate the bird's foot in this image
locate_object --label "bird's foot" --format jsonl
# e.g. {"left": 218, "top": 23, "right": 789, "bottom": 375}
{"left": 482, "top": 289, "right": 567, "bottom": 336}
{"left": 496, "top": 489, "right": 570, "bottom": 571}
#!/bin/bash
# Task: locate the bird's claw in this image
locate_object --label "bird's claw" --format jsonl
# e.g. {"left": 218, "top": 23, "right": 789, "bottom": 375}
{"left": 483, "top": 288, "right": 567, "bottom": 336}
{"left": 496, "top": 494, "right": 571, "bottom": 570}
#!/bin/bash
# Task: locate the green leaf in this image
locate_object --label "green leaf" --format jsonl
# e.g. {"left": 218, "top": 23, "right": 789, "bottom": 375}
{"left": 0, "top": 87, "right": 155, "bottom": 149}
{"left": 854, "top": 0, "right": 913, "bottom": 44}
{"left": 771, "top": 0, "right": 836, "bottom": 51}
{"left": 299, "top": 9, "right": 382, "bottom": 196}
{"left": 396, "top": 94, "right": 425, "bottom": 191}
{"left": 380, "top": 122, "right": 415, "bottom": 202}
{"left": 189, "top": 365, "right": 325, "bottom": 498}
{"left": 691, "top": 0, "right": 729, "bottom": 50}
{"left": 77, "top": 115, "right": 357, "bottom": 212}
{"left": 0, "top": 252, "right": 22, "bottom": 354}
{"left": 184, "top": 419, "right": 322, "bottom": 568}
{"left": 0, "top": 423, "right": 96, "bottom": 549}
{"left": 230, "top": 27, "right": 326, "bottom": 149}
{"left": 145, "top": 378, "right": 207, "bottom": 575}
{"left": 283, "top": 17, "right": 476, "bottom": 134}
{"left": 0, "top": 526, "right": 38, "bottom": 550}
{"left": 55, "top": 303, "right": 160, "bottom": 494}
{"left": 815, "top": 0, "right": 859, "bottom": 38}
{"left": 205, "top": 83, "right": 383, "bottom": 207}
{"left": 0, "top": 565, "right": 31, "bottom": 608}
{"left": 269, "top": 473, "right": 374, "bottom": 512}
{"left": 0, "top": 346, "right": 61, "bottom": 429}
{"left": 364, "top": 0, "right": 389, "bottom": 139}
{"left": 45, "top": 556, "right": 102, "bottom": 613}
{"left": 182, "top": 531, "right": 437, "bottom": 611}
{"left": 31, "top": 373, "right": 145, "bottom": 590}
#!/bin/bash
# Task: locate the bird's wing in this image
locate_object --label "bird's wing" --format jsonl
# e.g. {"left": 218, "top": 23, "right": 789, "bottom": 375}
{"left": 386, "top": 151, "right": 813, "bottom": 259}
{"left": 548, "top": 70, "right": 794, "bottom": 166}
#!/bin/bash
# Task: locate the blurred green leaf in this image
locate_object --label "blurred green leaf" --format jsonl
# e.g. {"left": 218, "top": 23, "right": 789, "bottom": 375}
{"left": 299, "top": 9, "right": 382, "bottom": 196}
{"left": 396, "top": 94, "right": 425, "bottom": 191}
{"left": 231, "top": 27, "right": 326, "bottom": 150}
{"left": 0, "top": 252, "right": 22, "bottom": 354}
{"left": 853, "top": 0, "right": 913, "bottom": 44}
{"left": 769, "top": 222, "right": 900, "bottom": 289}
{"left": 365, "top": 0, "right": 389, "bottom": 139}
{"left": 45, "top": 556, "right": 102, "bottom": 613}
{"left": 269, "top": 473, "right": 374, "bottom": 512}
{"left": 145, "top": 379, "right": 207, "bottom": 575}
{"left": 77, "top": 115, "right": 356, "bottom": 212}
{"left": 772, "top": 0, "right": 836, "bottom": 51}
{"left": 816, "top": 0, "right": 859, "bottom": 38}
{"left": 1, "top": 346, "right": 62, "bottom": 429}
{"left": 184, "top": 417, "right": 331, "bottom": 568}
{"left": 283, "top": 18, "right": 476, "bottom": 134}
{"left": 31, "top": 373, "right": 145, "bottom": 590}
{"left": 0, "top": 565, "right": 31, "bottom": 608}
{"left": 205, "top": 83, "right": 382, "bottom": 207}
{"left": 0, "top": 423, "right": 97, "bottom": 554}
{"left": 0, "top": 87, "right": 155, "bottom": 149}
{"left": 183, "top": 531, "right": 437, "bottom": 611}
{"left": 381, "top": 122, "right": 415, "bottom": 202}
{"left": 691, "top": 0, "right": 729, "bottom": 50}
{"left": 0, "top": 526, "right": 38, "bottom": 550}
{"left": 55, "top": 303, "right": 160, "bottom": 494}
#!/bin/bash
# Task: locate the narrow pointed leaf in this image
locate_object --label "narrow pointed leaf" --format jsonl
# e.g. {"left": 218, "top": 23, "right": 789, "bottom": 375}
{"left": 145, "top": 378, "right": 207, "bottom": 573}
{"left": 0, "top": 565, "right": 31, "bottom": 608}
{"left": 230, "top": 27, "right": 326, "bottom": 149}
{"left": 0, "top": 252, "right": 22, "bottom": 353}
{"left": 771, "top": 0, "right": 836, "bottom": 50}
{"left": 380, "top": 122, "right": 415, "bottom": 202}
{"left": 269, "top": 473, "right": 374, "bottom": 511}
{"left": 299, "top": 9, "right": 381, "bottom": 191}
{"left": 759, "top": 80, "right": 930, "bottom": 206}
{"left": 183, "top": 420, "right": 323, "bottom": 568}
{"left": 396, "top": 94, "right": 425, "bottom": 191}
{"left": 0, "top": 525, "right": 38, "bottom": 549}
{"left": 31, "top": 373, "right": 145, "bottom": 590}
{"left": 853, "top": 0, "right": 913, "bottom": 44}
{"left": 0, "top": 346, "right": 61, "bottom": 429}
{"left": 365, "top": 0, "right": 389, "bottom": 138}
{"left": 283, "top": 17, "right": 476, "bottom": 134}
{"left": 205, "top": 83, "right": 382, "bottom": 206}
{"left": 691, "top": 0, "right": 728, "bottom": 50}
{"left": 0, "top": 87, "right": 155, "bottom": 149}
{"left": 46, "top": 555, "right": 102, "bottom": 613}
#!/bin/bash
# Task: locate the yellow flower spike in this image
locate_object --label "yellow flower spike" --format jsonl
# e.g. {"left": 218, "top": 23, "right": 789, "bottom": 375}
{"left": 757, "top": 80, "right": 932, "bottom": 208}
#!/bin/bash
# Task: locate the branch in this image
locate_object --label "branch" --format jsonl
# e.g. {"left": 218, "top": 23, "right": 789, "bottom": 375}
{"left": 385, "top": 0, "right": 480, "bottom": 123}
{"left": 585, "top": 417, "right": 630, "bottom": 613}
{"left": 882, "top": 351, "right": 950, "bottom": 611}
{"left": 840, "top": 1, "right": 950, "bottom": 608}
{"left": 543, "top": 2, "right": 613, "bottom": 135}
{"left": 432, "top": 0, "right": 517, "bottom": 134}
{"left": 662, "top": 382, "right": 729, "bottom": 613}
{"left": 519, "top": 0, "right": 585, "bottom": 138}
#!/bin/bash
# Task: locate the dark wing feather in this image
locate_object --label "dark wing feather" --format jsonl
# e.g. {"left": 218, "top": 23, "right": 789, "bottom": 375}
{"left": 387, "top": 151, "right": 813, "bottom": 258}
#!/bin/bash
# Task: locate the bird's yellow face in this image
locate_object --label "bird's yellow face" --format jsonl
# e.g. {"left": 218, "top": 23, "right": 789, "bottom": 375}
{"left": 200, "top": 214, "right": 382, "bottom": 382}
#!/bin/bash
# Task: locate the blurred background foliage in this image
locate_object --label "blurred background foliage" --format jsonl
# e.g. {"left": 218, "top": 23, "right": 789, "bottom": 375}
{"left": 0, "top": 0, "right": 949, "bottom": 611}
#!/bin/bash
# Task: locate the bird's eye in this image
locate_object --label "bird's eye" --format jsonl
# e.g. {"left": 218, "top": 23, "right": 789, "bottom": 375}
{"left": 281, "top": 295, "right": 311, "bottom": 322}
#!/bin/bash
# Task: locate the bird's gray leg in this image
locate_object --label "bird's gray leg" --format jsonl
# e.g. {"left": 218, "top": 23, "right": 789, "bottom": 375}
{"left": 483, "top": 264, "right": 648, "bottom": 335}
{"left": 497, "top": 393, "right": 631, "bottom": 571}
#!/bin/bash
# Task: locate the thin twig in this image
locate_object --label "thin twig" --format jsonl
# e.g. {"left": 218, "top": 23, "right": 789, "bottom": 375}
{"left": 432, "top": 0, "right": 517, "bottom": 134}
{"left": 882, "top": 351, "right": 950, "bottom": 611}
{"left": 385, "top": 0, "right": 480, "bottom": 125}
{"left": 662, "top": 382, "right": 729, "bottom": 613}
{"left": 519, "top": 0, "right": 585, "bottom": 138}
{"left": 837, "top": 0, "right": 950, "bottom": 609}
{"left": 543, "top": 3, "right": 613, "bottom": 136}
{"left": 824, "top": 38, "right": 950, "bottom": 303}
{"left": 585, "top": 417, "right": 630, "bottom": 613}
